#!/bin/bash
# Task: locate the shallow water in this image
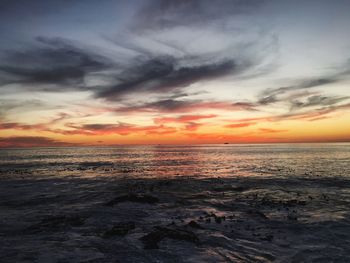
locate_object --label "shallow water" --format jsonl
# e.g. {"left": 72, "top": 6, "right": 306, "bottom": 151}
{"left": 0, "top": 144, "right": 350, "bottom": 262}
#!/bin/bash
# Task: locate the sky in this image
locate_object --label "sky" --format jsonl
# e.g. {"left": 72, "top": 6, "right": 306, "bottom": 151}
{"left": 1, "top": 0, "right": 350, "bottom": 146}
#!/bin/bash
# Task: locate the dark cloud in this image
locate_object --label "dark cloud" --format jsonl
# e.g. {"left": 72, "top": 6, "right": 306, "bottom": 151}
{"left": 290, "top": 95, "right": 350, "bottom": 111}
{"left": 0, "top": 0, "right": 272, "bottom": 103}
{"left": 256, "top": 88, "right": 350, "bottom": 114}
{"left": 48, "top": 112, "right": 72, "bottom": 124}
{"left": 114, "top": 99, "right": 256, "bottom": 113}
{"left": 258, "top": 78, "right": 337, "bottom": 104}
{"left": 0, "top": 99, "right": 46, "bottom": 119}
{"left": 0, "top": 37, "right": 112, "bottom": 89}
{"left": 254, "top": 62, "right": 350, "bottom": 112}
{"left": 96, "top": 56, "right": 239, "bottom": 100}
{"left": 154, "top": 114, "right": 217, "bottom": 124}
{"left": 133, "top": 0, "right": 264, "bottom": 31}
{"left": 0, "top": 122, "right": 45, "bottom": 131}
{"left": 234, "top": 102, "right": 350, "bottom": 123}
{"left": 0, "top": 136, "right": 75, "bottom": 147}
{"left": 257, "top": 91, "right": 350, "bottom": 112}
{"left": 0, "top": 35, "right": 261, "bottom": 101}
{"left": 0, "top": 99, "right": 44, "bottom": 110}
{"left": 0, "top": 0, "right": 72, "bottom": 17}
{"left": 257, "top": 94, "right": 279, "bottom": 106}
{"left": 154, "top": 114, "right": 217, "bottom": 131}
{"left": 98, "top": 0, "right": 272, "bottom": 101}
{"left": 0, "top": 112, "right": 82, "bottom": 133}
{"left": 60, "top": 122, "right": 177, "bottom": 136}
{"left": 257, "top": 63, "right": 350, "bottom": 106}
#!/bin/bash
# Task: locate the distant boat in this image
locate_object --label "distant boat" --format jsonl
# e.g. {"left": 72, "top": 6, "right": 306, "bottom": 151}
{"left": 224, "top": 142, "right": 229, "bottom": 144}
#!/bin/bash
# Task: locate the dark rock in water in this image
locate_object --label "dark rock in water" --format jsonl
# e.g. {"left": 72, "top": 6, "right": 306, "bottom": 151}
{"left": 215, "top": 217, "right": 222, "bottom": 224}
{"left": 247, "top": 210, "right": 268, "bottom": 220}
{"left": 167, "top": 221, "right": 176, "bottom": 226}
{"left": 140, "top": 226, "right": 199, "bottom": 249}
{"left": 25, "top": 215, "right": 85, "bottom": 234}
{"left": 260, "top": 234, "right": 274, "bottom": 242}
{"left": 102, "top": 222, "right": 135, "bottom": 238}
{"left": 203, "top": 212, "right": 225, "bottom": 224}
{"left": 282, "top": 199, "right": 307, "bottom": 207}
{"left": 287, "top": 212, "right": 298, "bottom": 221}
{"left": 187, "top": 220, "right": 204, "bottom": 229}
{"left": 297, "top": 200, "right": 307, "bottom": 205}
{"left": 157, "top": 181, "right": 172, "bottom": 187}
{"left": 212, "top": 186, "right": 248, "bottom": 192}
{"left": 105, "top": 194, "right": 159, "bottom": 206}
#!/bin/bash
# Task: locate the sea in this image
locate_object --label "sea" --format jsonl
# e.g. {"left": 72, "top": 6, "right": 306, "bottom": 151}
{"left": 0, "top": 143, "right": 349, "bottom": 262}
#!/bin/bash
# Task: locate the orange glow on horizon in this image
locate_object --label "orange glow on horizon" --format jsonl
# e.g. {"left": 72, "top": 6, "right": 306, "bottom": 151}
{"left": 1, "top": 110, "right": 350, "bottom": 147}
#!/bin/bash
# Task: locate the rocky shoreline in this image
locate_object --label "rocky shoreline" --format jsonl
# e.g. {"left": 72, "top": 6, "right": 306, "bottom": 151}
{"left": 1, "top": 175, "right": 350, "bottom": 262}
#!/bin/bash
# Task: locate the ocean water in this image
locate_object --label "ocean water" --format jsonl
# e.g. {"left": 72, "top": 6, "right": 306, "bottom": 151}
{"left": 1, "top": 143, "right": 350, "bottom": 179}
{"left": 0, "top": 144, "right": 350, "bottom": 262}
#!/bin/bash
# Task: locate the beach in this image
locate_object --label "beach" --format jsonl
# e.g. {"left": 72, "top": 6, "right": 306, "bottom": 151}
{"left": 1, "top": 144, "right": 350, "bottom": 262}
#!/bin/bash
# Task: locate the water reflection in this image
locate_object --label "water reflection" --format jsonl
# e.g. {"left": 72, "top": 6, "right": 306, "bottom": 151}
{"left": 0, "top": 144, "right": 349, "bottom": 179}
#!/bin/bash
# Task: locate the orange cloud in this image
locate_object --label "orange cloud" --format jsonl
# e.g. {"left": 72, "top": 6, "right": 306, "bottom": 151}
{"left": 113, "top": 100, "right": 256, "bottom": 113}
{"left": 0, "top": 122, "right": 47, "bottom": 131}
{"left": 258, "top": 128, "right": 288, "bottom": 133}
{"left": 225, "top": 122, "right": 256, "bottom": 128}
{"left": 0, "top": 136, "right": 76, "bottom": 147}
{"left": 60, "top": 123, "right": 177, "bottom": 136}
{"left": 154, "top": 114, "right": 217, "bottom": 124}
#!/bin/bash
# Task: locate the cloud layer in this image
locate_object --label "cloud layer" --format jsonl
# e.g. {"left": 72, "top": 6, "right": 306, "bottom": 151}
{"left": 1, "top": 0, "right": 350, "bottom": 145}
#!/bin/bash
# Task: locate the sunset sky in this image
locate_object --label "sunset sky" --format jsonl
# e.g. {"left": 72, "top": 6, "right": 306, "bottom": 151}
{"left": 1, "top": 0, "right": 350, "bottom": 146}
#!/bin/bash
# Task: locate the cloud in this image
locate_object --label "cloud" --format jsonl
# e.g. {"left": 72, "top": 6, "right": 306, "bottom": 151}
{"left": 154, "top": 114, "right": 217, "bottom": 124}
{"left": 290, "top": 95, "right": 350, "bottom": 111}
{"left": 0, "top": 122, "right": 46, "bottom": 131}
{"left": 0, "top": 112, "right": 84, "bottom": 133}
{"left": 224, "top": 99, "right": 350, "bottom": 128}
{"left": 0, "top": 37, "right": 112, "bottom": 89}
{"left": 0, "top": 136, "right": 75, "bottom": 147}
{"left": 47, "top": 112, "right": 72, "bottom": 124}
{"left": 114, "top": 99, "right": 256, "bottom": 113}
{"left": 257, "top": 91, "right": 350, "bottom": 113}
{"left": 57, "top": 122, "right": 177, "bottom": 136}
{"left": 154, "top": 114, "right": 218, "bottom": 132}
{"left": 0, "top": 34, "right": 265, "bottom": 102}
{"left": 225, "top": 122, "right": 256, "bottom": 128}
{"left": 0, "top": 99, "right": 46, "bottom": 120}
{"left": 0, "top": 114, "right": 216, "bottom": 135}
{"left": 257, "top": 62, "right": 350, "bottom": 106}
{"left": 257, "top": 79, "right": 332, "bottom": 106}
{"left": 0, "top": 0, "right": 74, "bottom": 17}
{"left": 100, "top": 0, "right": 274, "bottom": 101}
{"left": 258, "top": 128, "right": 288, "bottom": 133}
{"left": 132, "top": 0, "right": 264, "bottom": 31}
{"left": 0, "top": 0, "right": 274, "bottom": 104}
{"left": 95, "top": 56, "right": 247, "bottom": 100}
{"left": 183, "top": 122, "right": 203, "bottom": 131}
{"left": 184, "top": 132, "right": 271, "bottom": 143}
{"left": 234, "top": 102, "right": 350, "bottom": 123}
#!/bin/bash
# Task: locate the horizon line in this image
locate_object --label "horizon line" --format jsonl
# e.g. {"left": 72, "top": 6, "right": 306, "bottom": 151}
{"left": 1, "top": 140, "right": 350, "bottom": 149}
